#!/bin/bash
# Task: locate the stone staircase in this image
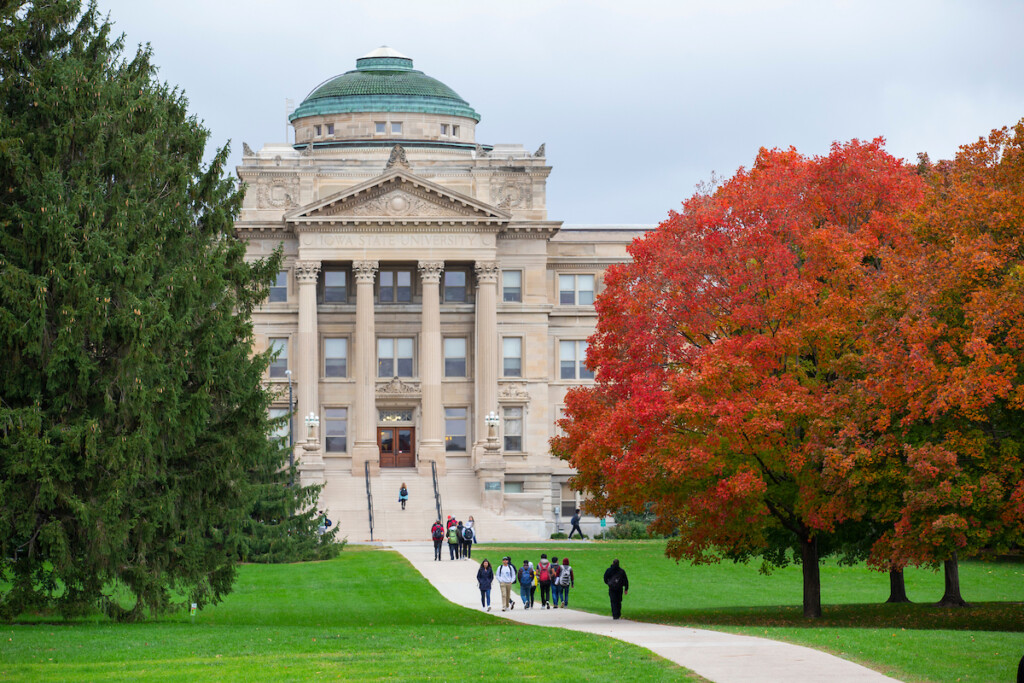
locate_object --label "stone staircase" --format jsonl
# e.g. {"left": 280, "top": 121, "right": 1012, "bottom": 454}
{"left": 317, "top": 466, "right": 544, "bottom": 543}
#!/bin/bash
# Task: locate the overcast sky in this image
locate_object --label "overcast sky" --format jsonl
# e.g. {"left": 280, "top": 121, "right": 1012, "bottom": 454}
{"left": 93, "top": 0, "right": 1024, "bottom": 226}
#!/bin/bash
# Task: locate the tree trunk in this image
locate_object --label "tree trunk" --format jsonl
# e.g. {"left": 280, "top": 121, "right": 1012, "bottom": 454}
{"left": 799, "top": 534, "right": 822, "bottom": 618}
{"left": 937, "top": 552, "right": 968, "bottom": 607}
{"left": 886, "top": 569, "right": 910, "bottom": 603}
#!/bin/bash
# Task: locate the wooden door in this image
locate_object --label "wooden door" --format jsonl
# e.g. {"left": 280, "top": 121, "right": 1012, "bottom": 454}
{"left": 378, "top": 427, "right": 415, "bottom": 468}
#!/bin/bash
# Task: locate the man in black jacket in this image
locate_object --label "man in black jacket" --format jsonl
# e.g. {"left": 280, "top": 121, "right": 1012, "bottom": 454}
{"left": 568, "top": 508, "right": 583, "bottom": 539}
{"left": 603, "top": 559, "right": 629, "bottom": 619}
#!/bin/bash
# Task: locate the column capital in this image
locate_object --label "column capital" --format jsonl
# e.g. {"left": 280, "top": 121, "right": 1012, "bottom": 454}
{"left": 418, "top": 260, "right": 444, "bottom": 284}
{"left": 294, "top": 260, "right": 321, "bottom": 284}
{"left": 474, "top": 260, "right": 499, "bottom": 284}
{"left": 353, "top": 260, "right": 379, "bottom": 284}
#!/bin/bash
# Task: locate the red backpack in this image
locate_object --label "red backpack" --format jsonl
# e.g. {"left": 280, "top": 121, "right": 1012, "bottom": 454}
{"left": 538, "top": 563, "right": 550, "bottom": 583}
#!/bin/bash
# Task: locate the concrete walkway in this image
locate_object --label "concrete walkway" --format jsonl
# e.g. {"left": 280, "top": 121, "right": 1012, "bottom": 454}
{"left": 390, "top": 542, "right": 902, "bottom": 683}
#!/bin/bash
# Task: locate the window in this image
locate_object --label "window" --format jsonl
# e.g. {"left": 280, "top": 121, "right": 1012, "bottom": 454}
{"left": 560, "top": 340, "right": 594, "bottom": 380}
{"left": 314, "top": 124, "right": 322, "bottom": 137}
{"left": 440, "top": 123, "right": 449, "bottom": 135}
{"left": 326, "top": 123, "right": 334, "bottom": 135}
{"left": 324, "top": 269, "right": 347, "bottom": 303}
{"left": 505, "top": 481, "right": 524, "bottom": 494}
{"left": 378, "top": 337, "right": 414, "bottom": 377}
{"left": 325, "top": 408, "right": 347, "bottom": 452}
{"left": 443, "top": 269, "right": 467, "bottom": 303}
{"left": 452, "top": 124, "right": 460, "bottom": 137}
{"left": 324, "top": 338, "right": 347, "bottom": 378}
{"left": 268, "top": 338, "right": 288, "bottom": 378}
{"left": 269, "top": 270, "right": 287, "bottom": 302}
{"left": 444, "top": 338, "right": 467, "bottom": 377}
{"left": 269, "top": 407, "right": 289, "bottom": 444}
{"left": 391, "top": 121, "right": 403, "bottom": 135}
{"left": 445, "top": 407, "right": 467, "bottom": 451}
{"left": 559, "top": 274, "right": 595, "bottom": 305}
{"left": 503, "top": 406, "right": 523, "bottom": 451}
{"left": 502, "top": 337, "right": 522, "bottom": 377}
{"left": 502, "top": 270, "right": 521, "bottom": 302}
{"left": 375, "top": 121, "right": 386, "bottom": 134}
{"left": 379, "top": 268, "right": 412, "bottom": 303}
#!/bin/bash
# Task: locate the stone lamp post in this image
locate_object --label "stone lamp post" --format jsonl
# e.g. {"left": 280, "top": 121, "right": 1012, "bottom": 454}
{"left": 477, "top": 410, "right": 505, "bottom": 512}
{"left": 300, "top": 412, "right": 325, "bottom": 485}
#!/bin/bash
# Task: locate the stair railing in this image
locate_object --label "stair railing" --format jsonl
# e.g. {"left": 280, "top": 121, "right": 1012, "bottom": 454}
{"left": 365, "top": 460, "right": 374, "bottom": 542}
{"left": 431, "top": 460, "right": 443, "bottom": 523}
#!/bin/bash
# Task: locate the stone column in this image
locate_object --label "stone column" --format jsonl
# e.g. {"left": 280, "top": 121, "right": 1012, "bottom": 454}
{"left": 294, "top": 260, "right": 324, "bottom": 483}
{"left": 418, "top": 261, "right": 445, "bottom": 475}
{"left": 352, "top": 260, "right": 379, "bottom": 474}
{"left": 473, "top": 261, "right": 499, "bottom": 467}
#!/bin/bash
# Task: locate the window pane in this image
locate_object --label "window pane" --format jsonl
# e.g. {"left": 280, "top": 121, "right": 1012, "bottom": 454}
{"left": 397, "top": 338, "right": 414, "bottom": 358}
{"left": 376, "top": 122, "right": 386, "bottom": 134}
{"left": 578, "top": 341, "right": 593, "bottom": 379}
{"left": 445, "top": 407, "right": 466, "bottom": 451}
{"left": 560, "top": 360, "right": 575, "bottom": 380}
{"left": 444, "top": 338, "right": 467, "bottom": 377}
{"left": 269, "top": 338, "right": 287, "bottom": 377}
{"left": 396, "top": 270, "right": 412, "bottom": 302}
{"left": 269, "top": 407, "right": 289, "bottom": 442}
{"left": 325, "top": 338, "right": 347, "bottom": 377}
{"left": 502, "top": 271, "right": 521, "bottom": 302}
{"left": 559, "top": 275, "right": 575, "bottom": 305}
{"left": 504, "top": 407, "right": 522, "bottom": 451}
{"left": 269, "top": 271, "right": 287, "bottom": 302}
{"left": 325, "top": 408, "right": 347, "bottom": 452}
{"left": 378, "top": 338, "right": 393, "bottom": 357}
{"left": 378, "top": 358, "right": 394, "bottom": 377}
{"left": 579, "top": 275, "right": 595, "bottom": 305}
{"left": 391, "top": 122, "right": 402, "bottom": 134}
{"left": 325, "top": 270, "right": 347, "bottom": 302}
{"left": 380, "top": 271, "right": 394, "bottom": 302}
{"left": 396, "top": 357, "right": 413, "bottom": 377}
{"left": 444, "top": 270, "right": 466, "bottom": 302}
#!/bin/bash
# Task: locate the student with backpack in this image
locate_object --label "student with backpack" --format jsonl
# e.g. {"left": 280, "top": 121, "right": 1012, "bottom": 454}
{"left": 603, "top": 558, "right": 629, "bottom": 619}
{"left": 456, "top": 521, "right": 466, "bottom": 559}
{"left": 398, "top": 482, "right": 409, "bottom": 510}
{"left": 557, "top": 557, "right": 574, "bottom": 607}
{"left": 430, "top": 520, "right": 445, "bottom": 561}
{"left": 550, "top": 556, "right": 562, "bottom": 608}
{"left": 518, "top": 560, "right": 535, "bottom": 609}
{"left": 461, "top": 524, "right": 474, "bottom": 559}
{"left": 447, "top": 523, "right": 460, "bottom": 560}
{"left": 536, "top": 554, "right": 553, "bottom": 608}
{"left": 496, "top": 556, "right": 517, "bottom": 611}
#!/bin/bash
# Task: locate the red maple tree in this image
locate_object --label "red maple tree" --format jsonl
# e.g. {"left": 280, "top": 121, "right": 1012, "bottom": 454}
{"left": 844, "top": 123, "right": 1024, "bottom": 604}
{"left": 552, "top": 139, "right": 923, "bottom": 618}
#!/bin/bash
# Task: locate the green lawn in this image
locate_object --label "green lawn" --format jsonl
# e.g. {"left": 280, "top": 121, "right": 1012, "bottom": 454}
{"left": 1, "top": 547, "right": 698, "bottom": 682}
{"left": 480, "top": 541, "right": 1024, "bottom": 683}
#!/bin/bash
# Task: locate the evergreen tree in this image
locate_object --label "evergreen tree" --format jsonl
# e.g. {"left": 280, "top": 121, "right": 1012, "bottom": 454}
{"left": 239, "top": 424, "right": 342, "bottom": 564}
{"left": 0, "top": 0, "right": 321, "bottom": 619}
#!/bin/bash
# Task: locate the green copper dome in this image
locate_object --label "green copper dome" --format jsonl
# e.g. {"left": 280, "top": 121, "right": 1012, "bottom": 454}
{"left": 289, "top": 47, "right": 480, "bottom": 122}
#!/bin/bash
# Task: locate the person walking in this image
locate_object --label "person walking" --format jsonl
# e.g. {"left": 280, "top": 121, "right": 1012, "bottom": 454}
{"left": 431, "top": 520, "right": 445, "bottom": 560}
{"left": 536, "top": 554, "right": 553, "bottom": 608}
{"left": 461, "top": 523, "right": 474, "bottom": 559}
{"left": 568, "top": 508, "right": 583, "bottom": 539}
{"left": 557, "top": 557, "right": 574, "bottom": 607}
{"left": 550, "top": 556, "right": 561, "bottom": 608}
{"left": 465, "top": 515, "right": 477, "bottom": 544}
{"left": 456, "top": 520, "right": 466, "bottom": 559}
{"left": 528, "top": 561, "right": 538, "bottom": 608}
{"left": 518, "top": 560, "right": 535, "bottom": 609}
{"left": 497, "top": 556, "right": 517, "bottom": 611}
{"left": 447, "top": 522, "right": 460, "bottom": 560}
{"left": 603, "top": 558, "right": 629, "bottom": 619}
{"left": 446, "top": 515, "right": 457, "bottom": 531}
{"left": 477, "top": 559, "right": 494, "bottom": 611}
{"left": 398, "top": 482, "right": 409, "bottom": 510}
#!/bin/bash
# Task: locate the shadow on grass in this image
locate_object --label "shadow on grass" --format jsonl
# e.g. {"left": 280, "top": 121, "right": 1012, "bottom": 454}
{"left": 639, "top": 601, "right": 1024, "bottom": 631}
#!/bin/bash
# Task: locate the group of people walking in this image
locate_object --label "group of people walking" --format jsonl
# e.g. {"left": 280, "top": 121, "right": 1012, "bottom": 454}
{"left": 475, "top": 553, "right": 577, "bottom": 612}
{"left": 474, "top": 554, "right": 629, "bottom": 619}
{"left": 430, "top": 515, "right": 476, "bottom": 561}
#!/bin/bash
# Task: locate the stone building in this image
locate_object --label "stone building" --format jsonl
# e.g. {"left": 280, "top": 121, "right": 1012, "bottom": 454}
{"left": 236, "top": 47, "right": 647, "bottom": 540}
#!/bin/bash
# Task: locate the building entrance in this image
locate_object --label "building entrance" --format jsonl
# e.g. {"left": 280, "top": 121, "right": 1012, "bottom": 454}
{"left": 378, "top": 427, "right": 415, "bottom": 467}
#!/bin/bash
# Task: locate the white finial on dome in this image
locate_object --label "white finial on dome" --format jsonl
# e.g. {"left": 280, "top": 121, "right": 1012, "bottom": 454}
{"left": 361, "top": 46, "right": 410, "bottom": 59}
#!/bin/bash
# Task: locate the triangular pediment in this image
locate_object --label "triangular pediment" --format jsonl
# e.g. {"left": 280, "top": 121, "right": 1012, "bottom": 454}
{"left": 285, "top": 170, "right": 510, "bottom": 225}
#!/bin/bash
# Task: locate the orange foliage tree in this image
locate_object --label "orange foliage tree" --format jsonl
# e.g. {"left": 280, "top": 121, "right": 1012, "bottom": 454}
{"left": 552, "top": 139, "right": 923, "bottom": 618}
{"left": 844, "top": 123, "right": 1024, "bottom": 605}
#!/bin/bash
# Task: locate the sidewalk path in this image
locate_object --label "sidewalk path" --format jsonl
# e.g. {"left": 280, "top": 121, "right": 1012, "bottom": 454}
{"left": 390, "top": 542, "right": 901, "bottom": 683}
